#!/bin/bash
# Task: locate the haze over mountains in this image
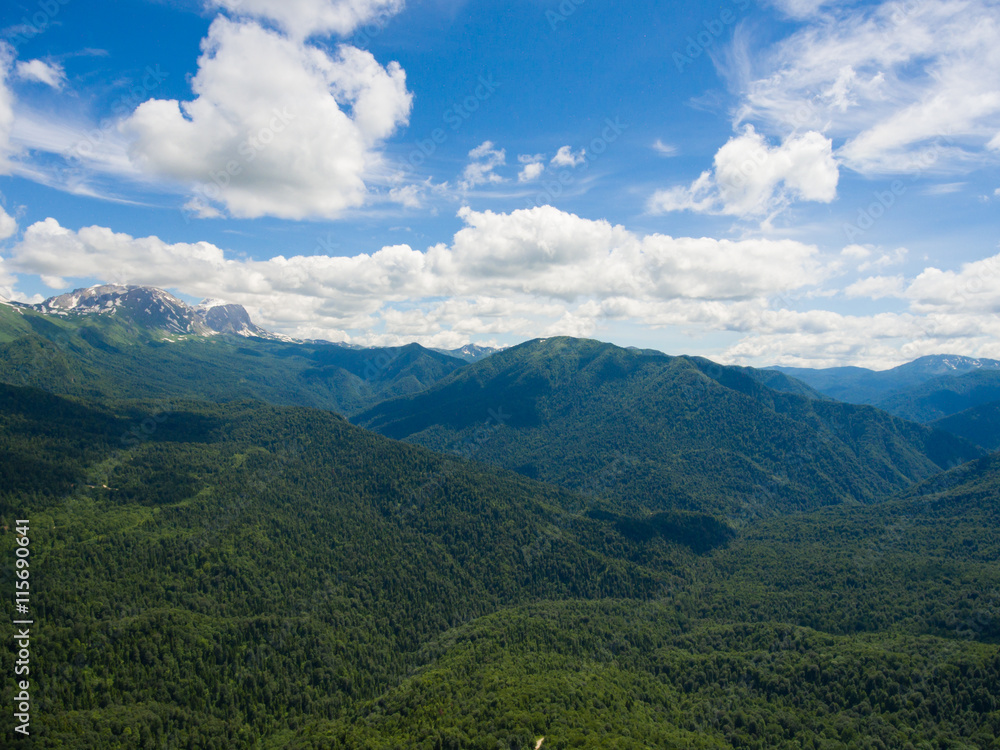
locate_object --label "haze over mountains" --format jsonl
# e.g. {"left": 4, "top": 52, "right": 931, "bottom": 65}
{"left": 774, "top": 357, "right": 1000, "bottom": 421}
{"left": 2, "top": 283, "right": 999, "bottom": 747}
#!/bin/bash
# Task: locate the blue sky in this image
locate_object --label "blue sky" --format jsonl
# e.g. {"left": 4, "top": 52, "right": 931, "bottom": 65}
{"left": 0, "top": 0, "right": 998, "bottom": 366}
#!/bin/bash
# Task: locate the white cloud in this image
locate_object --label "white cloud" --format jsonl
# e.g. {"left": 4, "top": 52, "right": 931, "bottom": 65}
{"left": 766, "top": 0, "right": 831, "bottom": 19}
{"left": 183, "top": 198, "right": 224, "bottom": 219}
{"left": 210, "top": 0, "right": 404, "bottom": 40}
{"left": 518, "top": 163, "right": 544, "bottom": 182}
{"left": 460, "top": 141, "right": 506, "bottom": 189}
{"left": 841, "top": 244, "right": 869, "bottom": 261}
{"left": 15, "top": 59, "right": 66, "bottom": 89}
{"left": 921, "top": 182, "right": 965, "bottom": 196}
{"left": 551, "top": 145, "right": 586, "bottom": 167}
{"left": 388, "top": 184, "right": 422, "bottom": 208}
{"left": 122, "top": 18, "right": 412, "bottom": 219}
{"left": 989, "top": 133, "right": 1000, "bottom": 151}
{"left": 0, "top": 45, "right": 15, "bottom": 173}
{"left": 648, "top": 125, "right": 838, "bottom": 218}
{"left": 14, "top": 204, "right": 1000, "bottom": 367}
{"left": 905, "top": 252, "right": 1000, "bottom": 314}
{"left": 724, "top": 304, "right": 1000, "bottom": 369}
{"left": 8, "top": 206, "right": 825, "bottom": 345}
{"left": 733, "top": 0, "right": 1000, "bottom": 175}
{"left": 853, "top": 245, "right": 907, "bottom": 273}
{"left": 517, "top": 154, "right": 545, "bottom": 182}
{"left": 652, "top": 139, "right": 677, "bottom": 157}
{"left": 0, "top": 204, "right": 16, "bottom": 240}
{"left": 844, "top": 275, "right": 905, "bottom": 299}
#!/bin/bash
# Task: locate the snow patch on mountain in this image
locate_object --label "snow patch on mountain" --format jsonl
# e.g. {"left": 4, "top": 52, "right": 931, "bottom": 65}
{"left": 33, "top": 284, "right": 283, "bottom": 340}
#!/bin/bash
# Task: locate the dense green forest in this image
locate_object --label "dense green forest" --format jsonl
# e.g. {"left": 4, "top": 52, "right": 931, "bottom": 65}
{"left": 1, "top": 305, "right": 998, "bottom": 748}
{"left": 1, "top": 382, "right": 997, "bottom": 747}
{"left": 874, "top": 370, "right": 1000, "bottom": 424}
{"left": 772, "top": 356, "right": 1000, "bottom": 413}
{"left": 356, "top": 337, "right": 981, "bottom": 518}
{"left": 931, "top": 402, "right": 1000, "bottom": 451}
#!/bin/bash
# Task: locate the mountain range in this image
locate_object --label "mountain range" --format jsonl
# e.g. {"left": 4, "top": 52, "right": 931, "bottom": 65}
{"left": 356, "top": 336, "right": 981, "bottom": 518}
{"left": 2, "top": 284, "right": 998, "bottom": 747}
{"left": 774, "top": 356, "right": 1000, "bottom": 425}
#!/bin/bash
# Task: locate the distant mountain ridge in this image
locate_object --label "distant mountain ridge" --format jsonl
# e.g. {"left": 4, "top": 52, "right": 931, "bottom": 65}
{"left": 0, "top": 291, "right": 468, "bottom": 415}
{"left": 773, "top": 355, "right": 1000, "bottom": 448}
{"left": 433, "top": 344, "right": 504, "bottom": 362}
{"left": 357, "top": 337, "right": 982, "bottom": 518}
{"left": 31, "top": 284, "right": 282, "bottom": 340}
{"left": 772, "top": 355, "right": 1000, "bottom": 405}
{"left": 21, "top": 284, "right": 501, "bottom": 363}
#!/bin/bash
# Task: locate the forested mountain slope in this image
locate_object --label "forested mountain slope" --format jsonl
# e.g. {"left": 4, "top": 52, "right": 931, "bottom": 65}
{"left": 356, "top": 337, "right": 981, "bottom": 518}
{"left": 773, "top": 355, "right": 1000, "bottom": 406}
{"left": 931, "top": 401, "right": 1000, "bottom": 451}
{"left": 0, "top": 301, "right": 464, "bottom": 415}
{"left": 1, "top": 383, "right": 997, "bottom": 747}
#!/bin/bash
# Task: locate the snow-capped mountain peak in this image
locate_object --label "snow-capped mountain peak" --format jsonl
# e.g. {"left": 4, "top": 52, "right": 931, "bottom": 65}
{"left": 33, "top": 284, "right": 281, "bottom": 339}
{"left": 195, "top": 298, "right": 232, "bottom": 311}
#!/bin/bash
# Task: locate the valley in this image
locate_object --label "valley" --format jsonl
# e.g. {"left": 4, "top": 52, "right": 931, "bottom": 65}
{"left": 1, "top": 287, "right": 998, "bottom": 748}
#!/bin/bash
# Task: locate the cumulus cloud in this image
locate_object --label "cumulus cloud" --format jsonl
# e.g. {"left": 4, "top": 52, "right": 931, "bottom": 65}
{"left": 517, "top": 153, "right": 545, "bottom": 182}
{"left": 518, "top": 162, "right": 544, "bottom": 182}
{"left": 183, "top": 198, "right": 224, "bottom": 220}
{"left": 0, "top": 204, "right": 16, "bottom": 240}
{"left": 844, "top": 275, "right": 905, "bottom": 299}
{"left": 122, "top": 18, "right": 412, "bottom": 219}
{"left": 210, "top": 0, "right": 405, "bottom": 40}
{"left": 735, "top": 246, "right": 1000, "bottom": 366}
{"left": 15, "top": 59, "right": 66, "bottom": 89}
{"left": 551, "top": 145, "right": 586, "bottom": 167}
{"left": 10, "top": 205, "right": 1000, "bottom": 366}
{"left": 906, "top": 253, "right": 1000, "bottom": 314}
{"left": 732, "top": 0, "right": 1000, "bottom": 175}
{"left": 724, "top": 305, "right": 1000, "bottom": 369}
{"left": 460, "top": 141, "right": 506, "bottom": 189}
{"left": 8, "top": 205, "right": 826, "bottom": 345}
{"left": 648, "top": 125, "right": 838, "bottom": 218}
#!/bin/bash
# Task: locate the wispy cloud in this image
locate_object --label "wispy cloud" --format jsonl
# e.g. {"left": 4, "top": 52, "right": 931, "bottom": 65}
{"left": 15, "top": 59, "right": 65, "bottom": 89}
{"left": 921, "top": 182, "right": 966, "bottom": 196}
{"left": 728, "top": 0, "right": 1000, "bottom": 175}
{"left": 652, "top": 139, "right": 677, "bottom": 157}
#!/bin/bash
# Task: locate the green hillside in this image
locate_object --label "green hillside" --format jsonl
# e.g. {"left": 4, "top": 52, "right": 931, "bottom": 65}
{"left": 0, "top": 384, "right": 682, "bottom": 746}
{"left": 1, "top": 383, "right": 998, "bottom": 747}
{"left": 297, "top": 608, "right": 999, "bottom": 749}
{"left": 356, "top": 337, "right": 981, "bottom": 518}
{"left": 0, "top": 302, "right": 464, "bottom": 415}
{"left": 874, "top": 370, "right": 1000, "bottom": 423}
{"left": 773, "top": 355, "right": 1000, "bottom": 409}
{"left": 931, "top": 401, "right": 1000, "bottom": 451}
